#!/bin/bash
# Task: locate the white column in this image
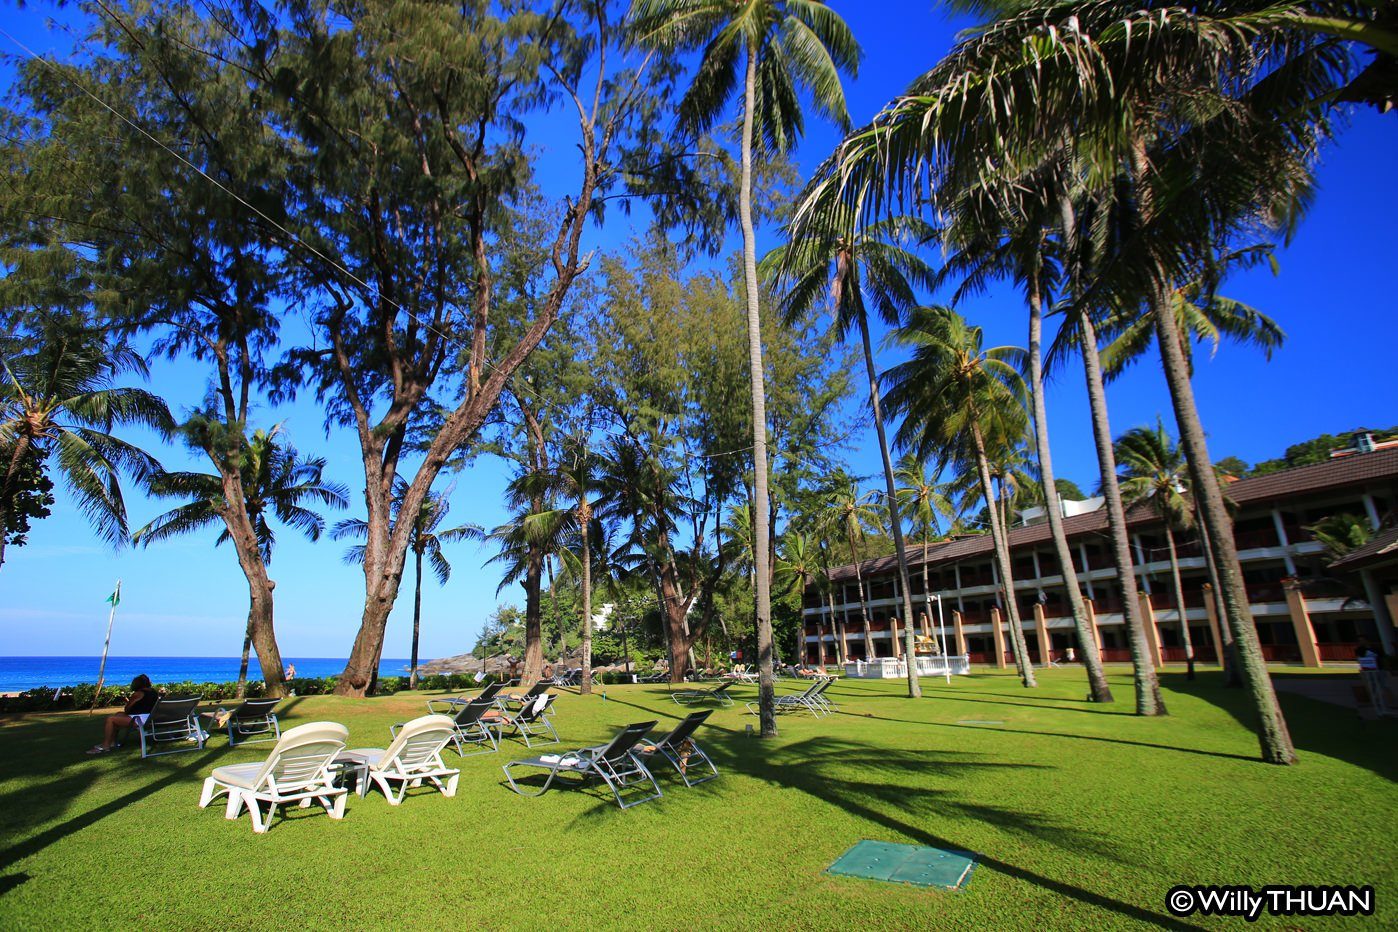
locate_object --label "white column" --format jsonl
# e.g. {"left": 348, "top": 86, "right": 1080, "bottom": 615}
{"left": 1133, "top": 534, "right": 1152, "bottom": 594}
{"left": 1271, "top": 508, "right": 1297, "bottom": 575}
{"left": 1078, "top": 543, "right": 1096, "bottom": 598}
{"left": 953, "top": 563, "right": 966, "bottom": 613}
{"left": 1363, "top": 493, "right": 1382, "bottom": 530}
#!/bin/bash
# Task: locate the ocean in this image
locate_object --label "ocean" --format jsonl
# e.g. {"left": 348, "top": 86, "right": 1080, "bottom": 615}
{"left": 0, "top": 656, "right": 415, "bottom": 692}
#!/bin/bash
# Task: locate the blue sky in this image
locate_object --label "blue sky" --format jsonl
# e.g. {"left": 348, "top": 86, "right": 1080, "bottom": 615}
{"left": 1, "top": 2, "right": 1394, "bottom": 662}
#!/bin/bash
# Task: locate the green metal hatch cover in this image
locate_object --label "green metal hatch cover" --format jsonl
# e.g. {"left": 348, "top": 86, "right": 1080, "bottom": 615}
{"left": 825, "top": 841, "right": 978, "bottom": 890}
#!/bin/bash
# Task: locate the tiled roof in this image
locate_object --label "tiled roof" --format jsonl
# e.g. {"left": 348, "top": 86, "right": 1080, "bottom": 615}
{"left": 825, "top": 448, "right": 1398, "bottom": 582}
{"left": 1329, "top": 525, "right": 1398, "bottom": 572}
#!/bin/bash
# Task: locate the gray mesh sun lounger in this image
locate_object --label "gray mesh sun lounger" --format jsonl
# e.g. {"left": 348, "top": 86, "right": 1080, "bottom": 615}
{"left": 745, "top": 678, "right": 829, "bottom": 717}
{"left": 503, "top": 721, "right": 663, "bottom": 809}
{"left": 427, "top": 680, "right": 502, "bottom": 714}
{"left": 139, "top": 697, "right": 205, "bottom": 758}
{"left": 489, "top": 694, "right": 559, "bottom": 747}
{"left": 400, "top": 697, "right": 497, "bottom": 756}
{"left": 671, "top": 680, "right": 735, "bottom": 707}
{"left": 635, "top": 711, "right": 719, "bottom": 786}
{"left": 221, "top": 698, "right": 282, "bottom": 747}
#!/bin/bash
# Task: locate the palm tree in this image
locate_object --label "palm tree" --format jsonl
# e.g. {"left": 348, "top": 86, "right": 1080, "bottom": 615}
{"left": 775, "top": 532, "right": 821, "bottom": 663}
{"left": 1, "top": 321, "right": 172, "bottom": 569}
{"left": 335, "top": 480, "right": 479, "bottom": 689}
{"left": 1117, "top": 419, "right": 1199, "bottom": 680}
{"left": 629, "top": 0, "right": 860, "bottom": 737}
{"left": 532, "top": 435, "right": 603, "bottom": 694}
{"left": 819, "top": 473, "right": 882, "bottom": 661}
{"left": 764, "top": 214, "right": 936, "bottom": 697}
{"left": 894, "top": 453, "right": 957, "bottom": 649}
{"left": 136, "top": 424, "right": 347, "bottom": 696}
{"left": 788, "top": 0, "right": 1358, "bottom": 760}
{"left": 883, "top": 307, "right": 1038, "bottom": 687}
{"left": 934, "top": 167, "right": 1117, "bottom": 702}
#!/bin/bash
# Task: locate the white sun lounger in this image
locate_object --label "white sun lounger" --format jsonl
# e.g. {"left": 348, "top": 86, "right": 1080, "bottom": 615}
{"left": 197, "top": 721, "right": 349, "bottom": 833}
{"left": 341, "top": 714, "right": 460, "bottom": 805}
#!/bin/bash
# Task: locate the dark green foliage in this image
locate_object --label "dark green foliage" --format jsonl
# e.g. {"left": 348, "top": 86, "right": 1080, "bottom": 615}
{"left": 0, "top": 443, "right": 54, "bottom": 548}
{"left": 1249, "top": 426, "right": 1398, "bottom": 476}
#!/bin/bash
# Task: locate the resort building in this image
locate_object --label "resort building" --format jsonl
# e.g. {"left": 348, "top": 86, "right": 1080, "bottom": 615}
{"left": 802, "top": 447, "right": 1398, "bottom": 667}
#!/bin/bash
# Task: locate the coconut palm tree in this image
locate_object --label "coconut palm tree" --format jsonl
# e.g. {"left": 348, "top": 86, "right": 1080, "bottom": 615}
{"left": 764, "top": 213, "right": 936, "bottom": 696}
{"left": 775, "top": 532, "right": 820, "bottom": 662}
{"left": 894, "top": 453, "right": 958, "bottom": 649}
{"left": 934, "top": 167, "right": 1118, "bottom": 702}
{"left": 1117, "top": 419, "right": 1199, "bottom": 680}
{"left": 136, "top": 424, "right": 347, "bottom": 696}
{"left": 335, "top": 480, "right": 480, "bottom": 689}
{"left": 819, "top": 473, "right": 881, "bottom": 661}
{"left": 882, "top": 307, "right": 1037, "bottom": 687}
{"left": 528, "top": 434, "right": 605, "bottom": 693}
{"left": 1, "top": 321, "right": 172, "bottom": 570}
{"left": 629, "top": 0, "right": 860, "bottom": 736}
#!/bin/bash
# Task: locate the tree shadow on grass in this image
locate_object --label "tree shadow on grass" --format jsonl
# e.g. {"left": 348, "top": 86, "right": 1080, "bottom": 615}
{"left": 1156, "top": 671, "right": 1398, "bottom": 780}
{"left": 697, "top": 732, "right": 1197, "bottom": 929}
{"left": 834, "top": 710, "right": 1260, "bottom": 764}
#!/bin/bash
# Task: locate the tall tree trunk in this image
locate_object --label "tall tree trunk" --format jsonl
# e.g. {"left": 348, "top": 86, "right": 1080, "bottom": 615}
{"left": 1077, "top": 310, "right": 1165, "bottom": 715}
{"left": 1026, "top": 277, "right": 1113, "bottom": 702}
{"left": 971, "top": 422, "right": 1036, "bottom": 687}
{"left": 921, "top": 538, "right": 941, "bottom": 654}
{"left": 739, "top": 47, "right": 777, "bottom": 737}
{"left": 1163, "top": 522, "right": 1195, "bottom": 680}
{"left": 235, "top": 609, "right": 254, "bottom": 700}
{"left": 858, "top": 316, "right": 922, "bottom": 696}
{"left": 579, "top": 497, "right": 593, "bottom": 695}
{"left": 1151, "top": 286, "right": 1295, "bottom": 763}
{"left": 522, "top": 546, "right": 545, "bottom": 687}
{"left": 410, "top": 547, "right": 423, "bottom": 689}
{"left": 848, "top": 536, "right": 876, "bottom": 659}
{"left": 221, "top": 472, "right": 286, "bottom": 698}
{"left": 1195, "top": 496, "right": 1240, "bottom": 685}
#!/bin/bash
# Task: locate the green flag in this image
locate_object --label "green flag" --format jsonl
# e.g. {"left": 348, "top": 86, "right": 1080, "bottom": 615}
{"left": 105, "top": 583, "right": 121, "bottom": 607}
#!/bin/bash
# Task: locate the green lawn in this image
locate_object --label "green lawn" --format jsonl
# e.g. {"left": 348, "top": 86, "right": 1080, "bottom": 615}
{"left": 0, "top": 668, "right": 1392, "bottom": 929}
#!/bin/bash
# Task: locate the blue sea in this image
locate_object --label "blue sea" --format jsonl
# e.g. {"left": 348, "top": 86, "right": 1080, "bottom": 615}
{"left": 0, "top": 656, "right": 414, "bottom": 692}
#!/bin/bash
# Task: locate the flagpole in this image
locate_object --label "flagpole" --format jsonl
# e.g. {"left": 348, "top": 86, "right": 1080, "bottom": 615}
{"left": 90, "top": 580, "right": 121, "bottom": 714}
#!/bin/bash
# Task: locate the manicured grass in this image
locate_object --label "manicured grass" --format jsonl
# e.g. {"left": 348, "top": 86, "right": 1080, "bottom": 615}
{"left": 0, "top": 668, "right": 1392, "bottom": 929}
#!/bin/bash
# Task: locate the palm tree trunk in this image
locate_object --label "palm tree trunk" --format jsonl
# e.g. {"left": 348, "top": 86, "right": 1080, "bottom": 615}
{"left": 579, "top": 498, "right": 593, "bottom": 695}
{"left": 1163, "top": 523, "right": 1195, "bottom": 680}
{"left": 235, "top": 609, "right": 254, "bottom": 700}
{"left": 921, "top": 539, "right": 940, "bottom": 653}
{"left": 1194, "top": 495, "right": 1240, "bottom": 685}
{"left": 1026, "top": 278, "right": 1113, "bottom": 702}
{"left": 858, "top": 316, "right": 922, "bottom": 696}
{"left": 1151, "top": 285, "right": 1295, "bottom": 763}
{"left": 1077, "top": 309, "right": 1165, "bottom": 715}
{"left": 410, "top": 547, "right": 423, "bottom": 689}
{"left": 848, "top": 534, "right": 875, "bottom": 659}
{"left": 971, "top": 422, "right": 1036, "bottom": 687}
{"left": 522, "top": 545, "right": 545, "bottom": 686}
{"left": 739, "top": 46, "right": 776, "bottom": 738}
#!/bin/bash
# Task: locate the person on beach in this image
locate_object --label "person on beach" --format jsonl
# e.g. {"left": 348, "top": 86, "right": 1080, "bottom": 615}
{"left": 285, "top": 662, "right": 296, "bottom": 680}
{"left": 86, "top": 675, "right": 158, "bottom": 755}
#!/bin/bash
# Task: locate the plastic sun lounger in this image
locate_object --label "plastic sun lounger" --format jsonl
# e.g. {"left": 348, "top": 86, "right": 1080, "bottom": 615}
{"left": 426, "top": 680, "right": 502, "bottom": 714}
{"left": 341, "top": 714, "right": 461, "bottom": 805}
{"left": 139, "top": 697, "right": 205, "bottom": 758}
{"left": 488, "top": 694, "right": 559, "bottom": 747}
{"left": 222, "top": 698, "right": 282, "bottom": 747}
{"left": 400, "top": 697, "right": 497, "bottom": 756}
{"left": 635, "top": 711, "right": 719, "bottom": 787}
{"left": 198, "top": 722, "right": 348, "bottom": 833}
{"left": 671, "top": 680, "right": 734, "bottom": 707}
{"left": 503, "top": 721, "right": 663, "bottom": 809}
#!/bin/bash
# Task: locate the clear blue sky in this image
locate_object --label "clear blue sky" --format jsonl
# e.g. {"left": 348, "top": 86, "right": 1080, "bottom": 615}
{"left": 2, "top": 2, "right": 1394, "bottom": 661}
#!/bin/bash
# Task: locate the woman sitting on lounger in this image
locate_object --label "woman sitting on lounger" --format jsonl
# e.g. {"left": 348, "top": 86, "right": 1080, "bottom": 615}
{"left": 87, "top": 675, "right": 158, "bottom": 755}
